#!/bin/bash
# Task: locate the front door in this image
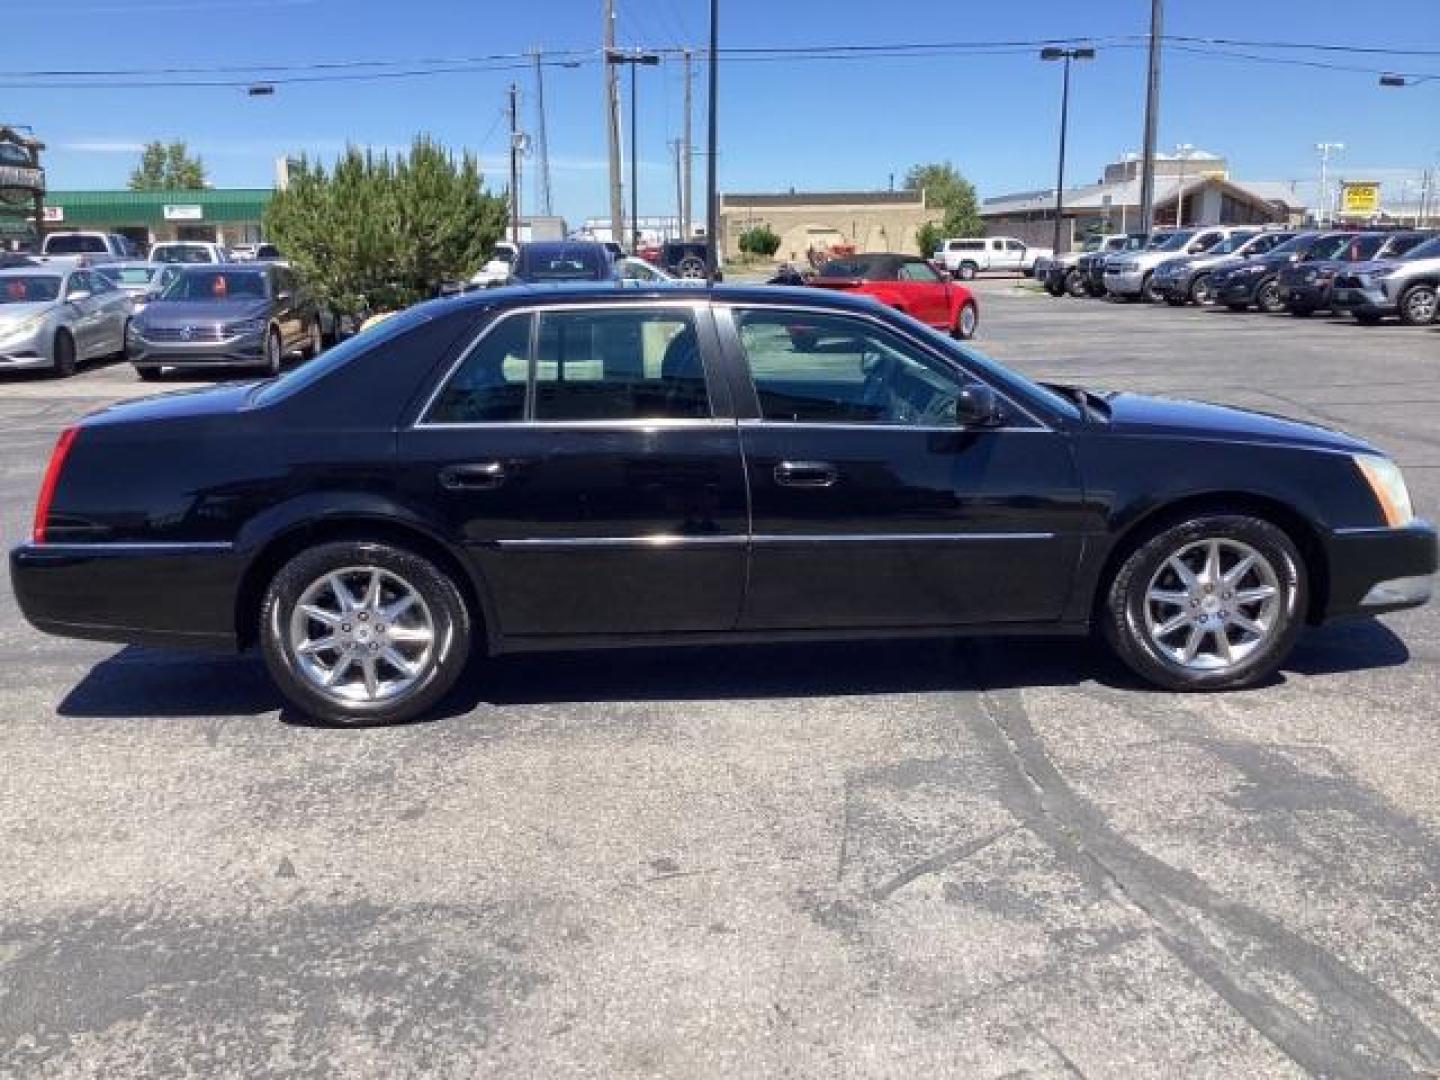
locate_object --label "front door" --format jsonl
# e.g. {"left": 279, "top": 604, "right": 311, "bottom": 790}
{"left": 895, "top": 258, "right": 952, "bottom": 328}
{"left": 398, "top": 301, "right": 748, "bottom": 639}
{"left": 719, "top": 305, "right": 1086, "bottom": 630}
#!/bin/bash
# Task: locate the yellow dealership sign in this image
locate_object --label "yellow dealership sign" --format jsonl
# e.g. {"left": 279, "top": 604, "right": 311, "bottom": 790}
{"left": 1340, "top": 182, "right": 1380, "bottom": 216}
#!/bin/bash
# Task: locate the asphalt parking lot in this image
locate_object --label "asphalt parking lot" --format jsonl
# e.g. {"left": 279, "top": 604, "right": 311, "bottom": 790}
{"left": 2, "top": 285, "right": 1438, "bottom": 1079}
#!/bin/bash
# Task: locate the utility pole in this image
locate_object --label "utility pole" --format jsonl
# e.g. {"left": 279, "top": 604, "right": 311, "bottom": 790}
{"left": 629, "top": 62, "right": 640, "bottom": 251}
{"left": 1315, "top": 142, "right": 1344, "bottom": 226}
{"left": 603, "top": 0, "right": 624, "bottom": 248}
{"left": 1137, "top": 0, "right": 1163, "bottom": 234}
{"left": 705, "top": 0, "right": 719, "bottom": 281}
{"left": 670, "top": 138, "right": 684, "bottom": 238}
{"left": 530, "top": 49, "right": 553, "bottom": 217}
{"left": 681, "top": 48, "right": 693, "bottom": 238}
{"left": 508, "top": 83, "right": 521, "bottom": 245}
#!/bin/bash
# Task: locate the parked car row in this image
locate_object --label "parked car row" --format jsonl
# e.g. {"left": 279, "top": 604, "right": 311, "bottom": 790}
{"left": 1044, "top": 225, "right": 1440, "bottom": 326}
{"left": 23, "top": 231, "right": 283, "bottom": 268}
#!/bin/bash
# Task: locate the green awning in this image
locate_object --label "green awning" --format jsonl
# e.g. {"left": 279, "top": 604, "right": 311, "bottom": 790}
{"left": 42, "top": 188, "right": 271, "bottom": 226}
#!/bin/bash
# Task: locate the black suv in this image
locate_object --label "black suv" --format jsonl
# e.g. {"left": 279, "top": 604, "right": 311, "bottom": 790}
{"left": 1211, "top": 232, "right": 1356, "bottom": 314}
{"left": 1280, "top": 231, "right": 1433, "bottom": 316}
{"left": 510, "top": 241, "right": 618, "bottom": 284}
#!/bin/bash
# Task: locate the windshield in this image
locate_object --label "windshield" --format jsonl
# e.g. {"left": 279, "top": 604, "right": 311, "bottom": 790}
{"left": 45, "top": 235, "right": 107, "bottom": 254}
{"left": 151, "top": 245, "right": 216, "bottom": 264}
{"left": 1403, "top": 237, "right": 1440, "bottom": 260}
{"left": 162, "top": 270, "right": 268, "bottom": 300}
{"left": 98, "top": 266, "right": 156, "bottom": 287}
{"left": 1349, "top": 235, "right": 1388, "bottom": 260}
{"left": 1208, "top": 232, "right": 1258, "bottom": 255}
{"left": 1267, "top": 234, "right": 1315, "bottom": 257}
{"left": 1120, "top": 235, "right": 1149, "bottom": 251}
{"left": 1309, "top": 234, "right": 1357, "bottom": 261}
{"left": 1154, "top": 230, "right": 1196, "bottom": 252}
{"left": 820, "top": 256, "right": 894, "bottom": 279}
{"left": 1079, "top": 237, "right": 1104, "bottom": 252}
{"left": 0, "top": 275, "right": 61, "bottom": 303}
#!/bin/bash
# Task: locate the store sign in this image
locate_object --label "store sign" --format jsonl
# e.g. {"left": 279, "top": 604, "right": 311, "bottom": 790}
{"left": 43, "top": 205, "right": 64, "bottom": 222}
{"left": 0, "top": 139, "right": 45, "bottom": 208}
{"left": 1341, "top": 182, "right": 1380, "bottom": 216}
{"left": 163, "top": 204, "right": 204, "bottom": 221}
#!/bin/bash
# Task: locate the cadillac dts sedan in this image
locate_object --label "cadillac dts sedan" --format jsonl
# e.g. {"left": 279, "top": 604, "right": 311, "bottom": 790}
{"left": 10, "top": 285, "right": 1436, "bottom": 725}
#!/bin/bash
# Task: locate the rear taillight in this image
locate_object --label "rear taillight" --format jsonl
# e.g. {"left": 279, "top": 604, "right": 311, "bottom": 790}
{"left": 32, "top": 426, "right": 79, "bottom": 544}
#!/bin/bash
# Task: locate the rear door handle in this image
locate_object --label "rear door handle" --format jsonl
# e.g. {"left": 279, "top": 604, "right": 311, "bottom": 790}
{"left": 439, "top": 461, "right": 508, "bottom": 491}
{"left": 774, "top": 460, "right": 838, "bottom": 488}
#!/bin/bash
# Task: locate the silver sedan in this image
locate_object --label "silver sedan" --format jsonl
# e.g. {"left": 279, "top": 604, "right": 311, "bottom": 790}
{"left": 0, "top": 265, "right": 133, "bottom": 377}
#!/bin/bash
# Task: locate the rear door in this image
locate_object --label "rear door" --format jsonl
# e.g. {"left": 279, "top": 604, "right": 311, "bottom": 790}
{"left": 717, "top": 303, "right": 1086, "bottom": 631}
{"left": 398, "top": 299, "right": 748, "bottom": 640}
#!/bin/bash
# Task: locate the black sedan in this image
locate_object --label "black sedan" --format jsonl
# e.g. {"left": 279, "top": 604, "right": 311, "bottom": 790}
{"left": 11, "top": 285, "right": 1436, "bottom": 725}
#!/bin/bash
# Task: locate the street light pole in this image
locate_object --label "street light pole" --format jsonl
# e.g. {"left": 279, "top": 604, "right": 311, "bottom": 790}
{"left": 1315, "top": 142, "right": 1344, "bottom": 227}
{"left": 1174, "top": 143, "right": 1194, "bottom": 227}
{"left": 605, "top": 48, "right": 660, "bottom": 253}
{"left": 1040, "top": 46, "right": 1094, "bottom": 256}
{"left": 705, "top": 0, "right": 719, "bottom": 282}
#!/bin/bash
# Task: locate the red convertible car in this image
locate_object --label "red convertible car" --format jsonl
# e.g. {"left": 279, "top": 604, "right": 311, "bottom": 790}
{"left": 809, "top": 253, "right": 979, "bottom": 339}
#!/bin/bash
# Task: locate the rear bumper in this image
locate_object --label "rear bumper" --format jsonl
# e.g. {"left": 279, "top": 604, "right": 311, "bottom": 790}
{"left": 1321, "top": 521, "right": 1438, "bottom": 620}
{"left": 9, "top": 542, "right": 242, "bottom": 650}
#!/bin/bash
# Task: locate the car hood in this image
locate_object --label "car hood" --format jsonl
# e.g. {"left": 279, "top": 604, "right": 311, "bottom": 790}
{"left": 141, "top": 299, "right": 270, "bottom": 323}
{"left": 0, "top": 301, "right": 58, "bottom": 323}
{"left": 1100, "top": 391, "right": 1371, "bottom": 453}
{"left": 82, "top": 381, "right": 263, "bottom": 428}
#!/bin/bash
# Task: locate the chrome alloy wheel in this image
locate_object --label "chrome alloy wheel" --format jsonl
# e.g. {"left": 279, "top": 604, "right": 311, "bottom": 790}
{"left": 959, "top": 304, "right": 978, "bottom": 337}
{"left": 1143, "top": 538, "right": 1281, "bottom": 671}
{"left": 288, "top": 566, "right": 436, "bottom": 703}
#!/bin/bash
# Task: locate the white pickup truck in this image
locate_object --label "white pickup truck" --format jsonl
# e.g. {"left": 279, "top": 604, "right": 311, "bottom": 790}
{"left": 36, "top": 231, "right": 137, "bottom": 265}
{"left": 933, "top": 236, "right": 1053, "bottom": 280}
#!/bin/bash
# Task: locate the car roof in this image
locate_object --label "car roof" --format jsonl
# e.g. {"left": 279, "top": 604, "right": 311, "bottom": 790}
{"left": 441, "top": 281, "right": 896, "bottom": 317}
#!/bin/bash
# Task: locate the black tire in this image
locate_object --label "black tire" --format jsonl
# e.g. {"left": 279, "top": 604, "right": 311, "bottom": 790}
{"left": 1354, "top": 311, "right": 1383, "bottom": 326}
{"left": 957, "top": 261, "right": 978, "bottom": 281}
{"left": 301, "top": 319, "right": 322, "bottom": 360}
{"left": 135, "top": 366, "right": 163, "bottom": 382}
{"left": 1164, "top": 294, "right": 1188, "bottom": 307}
{"left": 1101, "top": 514, "right": 1306, "bottom": 692}
{"left": 1190, "top": 274, "right": 1215, "bottom": 305}
{"left": 1045, "top": 280, "right": 1065, "bottom": 297}
{"left": 1140, "top": 272, "right": 1161, "bottom": 303}
{"left": 51, "top": 330, "right": 76, "bottom": 378}
{"left": 1397, "top": 283, "right": 1438, "bottom": 327}
{"left": 259, "top": 540, "right": 473, "bottom": 726}
{"left": 264, "top": 327, "right": 283, "bottom": 376}
{"left": 952, "top": 301, "right": 979, "bottom": 340}
{"left": 1255, "top": 277, "right": 1285, "bottom": 314}
{"left": 1065, "top": 269, "right": 1088, "bottom": 298}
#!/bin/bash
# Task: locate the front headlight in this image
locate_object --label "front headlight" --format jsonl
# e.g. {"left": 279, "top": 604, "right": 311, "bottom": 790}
{"left": 1354, "top": 454, "right": 1415, "bottom": 527}
{"left": 0, "top": 314, "right": 45, "bottom": 340}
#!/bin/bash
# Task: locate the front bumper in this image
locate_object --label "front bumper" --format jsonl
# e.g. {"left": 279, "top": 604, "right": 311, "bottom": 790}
{"left": 1153, "top": 271, "right": 1193, "bottom": 298}
{"left": 1103, "top": 269, "right": 1145, "bottom": 296}
{"left": 1331, "top": 285, "right": 1393, "bottom": 317}
{"left": 1323, "top": 521, "right": 1438, "bottom": 620}
{"left": 127, "top": 331, "right": 266, "bottom": 368}
{"left": 10, "top": 541, "right": 242, "bottom": 650}
{"left": 0, "top": 325, "right": 52, "bottom": 370}
{"left": 1216, "top": 275, "right": 1264, "bottom": 305}
{"left": 1283, "top": 282, "right": 1331, "bottom": 309}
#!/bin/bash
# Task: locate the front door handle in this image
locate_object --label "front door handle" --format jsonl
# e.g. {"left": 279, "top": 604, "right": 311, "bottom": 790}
{"left": 439, "top": 461, "right": 508, "bottom": 491}
{"left": 774, "top": 460, "right": 838, "bottom": 488}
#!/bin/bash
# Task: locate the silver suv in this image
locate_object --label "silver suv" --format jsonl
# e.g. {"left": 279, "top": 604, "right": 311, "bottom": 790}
{"left": 1331, "top": 236, "right": 1440, "bottom": 325}
{"left": 1103, "top": 227, "right": 1239, "bottom": 302}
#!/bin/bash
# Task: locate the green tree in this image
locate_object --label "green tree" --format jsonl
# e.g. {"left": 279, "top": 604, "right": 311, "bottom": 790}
{"left": 915, "top": 221, "right": 944, "bottom": 257}
{"left": 128, "top": 140, "right": 208, "bottom": 190}
{"left": 905, "top": 162, "right": 982, "bottom": 240}
{"left": 263, "top": 137, "right": 507, "bottom": 314}
{"left": 738, "top": 225, "right": 781, "bottom": 257}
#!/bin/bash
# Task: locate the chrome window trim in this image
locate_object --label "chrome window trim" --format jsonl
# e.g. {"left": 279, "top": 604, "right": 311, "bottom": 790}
{"left": 736, "top": 419, "right": 1051, "bottom": 435}
{"left": 413, "top": 299, "right": 715, "bottom": 429}
{"left": 419, "top": 417, "right": 735, "bottom": 431}
{"left": 711, "top": 300, "right": 1054, "bottom": 431}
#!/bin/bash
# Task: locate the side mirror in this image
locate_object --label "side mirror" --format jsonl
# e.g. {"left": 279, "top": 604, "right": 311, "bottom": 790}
{"left": 66, "top": 290, "right": 91, "bottom": 303}
{"left": 955, "top": 383, "right": 1003, "bottom": 427}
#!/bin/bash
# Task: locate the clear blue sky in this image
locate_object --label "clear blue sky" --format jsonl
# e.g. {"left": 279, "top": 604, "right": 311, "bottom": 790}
{"left": 5, "top": 0, "right": 1438, "bottom": 220}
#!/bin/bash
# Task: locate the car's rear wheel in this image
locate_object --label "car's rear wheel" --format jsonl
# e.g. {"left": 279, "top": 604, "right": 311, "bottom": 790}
{"left": 1256, "top": 277, "right": 1286, "bottom": 314}
{"left": 51, "top": 330, "right": 76, "bottom": 378}
{"left": 953, "top": 301, "right": 979, "bottom": 340}
{"left": 1190, "top": 274, "right": 1215, "bottom": 305}
{"left": 259, "top": 541, "right": 472, "bottom": 726}
{"left": 1065, "top": 269, "right": 1088, "bottom": 298}
{"left": 1398, "top": 283, "right": 1438, "bottom": 326}
{"left": 1102, "top": 514, "right": 1306, "bottom": 691}
{"left": 1140, "top": 272, "right": 1161, "bottom": 303}
{"left": 263, "top": 327, "right": 283, "bottom": 375}
{"left": 676, "top": 256, "right": 706, "bottom": 279}
{"left": 957, "top": 261, "right": 978, "bottom": 281}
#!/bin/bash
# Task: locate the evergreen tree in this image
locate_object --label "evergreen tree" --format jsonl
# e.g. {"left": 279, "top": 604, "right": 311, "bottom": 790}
{"left": 128, "top": 141, "right": 208, "bottom": 190}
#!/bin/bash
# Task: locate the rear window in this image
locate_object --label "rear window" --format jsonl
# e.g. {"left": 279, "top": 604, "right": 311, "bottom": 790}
{"left": 819, "top": 256, "right": 897, "bottom": 280}
{"left": 515, "top": 246, "right": 608, "bottom": 282}
{"left": 947, "top": 240, "right": 985, "bottom": 251}
{"left": 151, "top": 245, "right": 217, "bottom": 264}
{"left": 44, "top": 235, "right": 107, "bottom": 254}
{"left": 97, "top": 266, "right": 156, "bottom": 286}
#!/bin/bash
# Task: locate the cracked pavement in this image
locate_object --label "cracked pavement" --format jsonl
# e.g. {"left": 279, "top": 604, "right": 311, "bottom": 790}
{"left": 1, "top": 283, "right": 1438, "bottom": 1078}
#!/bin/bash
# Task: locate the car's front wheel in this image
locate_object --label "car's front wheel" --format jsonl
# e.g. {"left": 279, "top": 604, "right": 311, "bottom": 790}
{"left": 263, "top": 327, "right": 283, "bottom": 375}
{"left": 51, "top": 330, "right": 76, "bottom": 378}
{"left": 1255, "top": 277, "right": 1286, "bottom": 314}
{"left": 1102, "top": 514, "right": 1306, "bottom": 691}
{"left": 1140, "top": 272, "right": 1161, "bottom": 303}
{"left": 953, "top": 301, "right": 979, "bottom": 340}
{"left": 1065, "top": 269, "right": 1088, "bottom": 298}
{"left": 259, "top": 541, "right": 472, "bottom": 725}
{"left": 1398, "top": 283, "right": 1438, "bottom": 326}
{"left": 1190, "top": 274, "right": 1215, "bottom": 305}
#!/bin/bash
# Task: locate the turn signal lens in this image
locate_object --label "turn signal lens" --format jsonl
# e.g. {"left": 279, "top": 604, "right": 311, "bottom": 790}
{"left": 32, "top": 426, "right": 79, "bottom": 544}
{"left": 1354, "top": 454, "right": 1414, "bottom": 528}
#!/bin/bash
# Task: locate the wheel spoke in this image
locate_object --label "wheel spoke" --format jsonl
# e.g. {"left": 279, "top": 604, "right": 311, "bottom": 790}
{"left": 1223, "top": 553, "right": 1257, "bottom": 588}
{"left": 1230, "top": 613, "right": 1267, "bottom": 639}
{"left": 1155, "top": 610, "right": 1193, "bottom": 636}
{"left": 1167, "top": 556, "right": 1198, "bottom": 591}
{"left": 299, "top": 604, "right": 342, "bottom": 628}
{"left": 1182, "top": 625, "right": 1205, "bottom": 662}
{"left": 327, "top": 573, "right": 357, "bottom": 613}
{"left": 382, "top": 593, "right": 418, "bottom": 621}
{"left": 298, "top": 634, "right": 340, "bottom": 655}
{"left": 1147, "top": 588, "right": 1189, "bottom": 607}
{"left": 381, "top": 646, "right": 415, "bottom": 677}
{"left": 1204, "top": 540, "right": 1222, "bottom": 586}
{"left": 1235, "top": 585, "right": 1276, "bottom": 604}
{"left": 386, "top": 624, "right": 432, "bottom": 645}
{"left": 322, "top": 656, "right": 351, "bottom": 687}
{"left": 1214, "top": 629, "right": 1234, "bottom": 663}
{"left": 361, "top": 570, "right": 383, "bottom": 612}
{"left": 360, "top": 655, "right": 380, "bottom": 699}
